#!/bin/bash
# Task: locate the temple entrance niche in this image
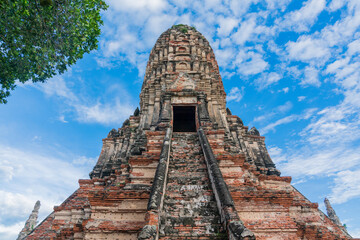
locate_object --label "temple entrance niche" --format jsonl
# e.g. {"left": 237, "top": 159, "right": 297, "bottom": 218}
{"left": 173, "top": 106, "right": 196, "bottom": 132}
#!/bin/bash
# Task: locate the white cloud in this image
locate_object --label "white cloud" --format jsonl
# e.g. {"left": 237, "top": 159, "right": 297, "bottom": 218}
{"left": 321, "top": 7, "right": 360, "bottom": 47}
{"left": 58, "top": 115, "right": 68, "bottom": 123}
{"left": 217, "top": 16, "right": 239, "bottom": 37}
{"left": 255, "top": 72, "right": 282, "bottom": 89}
{"left": 280, "top": 87, "right": 289, "bottom": 93}
{"left": 104, "top": 33, "right": 138, "bottom": 58}
{"left": 328, "top": 0, "right": 347, "bottom": 11}
{"left": 262, "top": 114, "right": 298, "bottom": 134}
{"left": 347, "top": 39, "right": 360, "bottom": 55}
{"left": 265, "top": 0, "right": 291, "bottom": 10}
{"left": 144, "top": 14, "right": 177, "bottom": 43}
{"left": 75, "top": 100, "right": 133, "bottom": 125}
{"left": 72, "top": 156, "right": 97, "bottom": 165}
{"left": 280, "top": 0, "right": 326, "bottom": 32}
{"left": 252, "top": 101, "right": 293, "bottom": 124}
{"left": 229, "top": 0, "right": 258, "bottom": 16}
{"left": 298, "top": 96, "right": 306, "bottom": 101}
{"left": 227, "top": 87, "right": 244, "bottom": 102}
{"left": 262, "top": 107, "right": 316, "bottom": 134}
{"left": 286, "top": 36, "right": 330, "bottom": 62}
{"left": 329, "top": 169, "right": 360, "bottom": 204}
{"left": 0, "top": 164, "right": 14, "bottom": 182}
{"left": 235, "top": 50, "right": 268, "bottom": 75}
{"left": 41, "top": 77, "right": 77, "bottom": 101}
{"left": 0, "top": 145, "right": 95, "bottom": 240}
{"left": 232, "top": 17, "right": 257, "bottom": 45}
{"left": 303, "top": 101, "right": 360, "bottom": 145}
{"left": 0, "top": 222, "right": 23, "bottom": 240}
{"left": 268, "top": 146, "right": 287, "bottom": 164}
{"left": 280, "top": 146, "right": 360, "bottom": 179}
{"left": 214, "top": 47, "right": 236, "bottom": 68}
{"left": 277, "top": 101, "right": 293, "bottom": 112}
{"left": 107, "top": 0, "right": 168, "bottom": 12}
{"left": 326, "top": 57, "right": 350, "bottom": 74}
{"left": 38, "top": 77, "right": 134, "bottom": 126}
{"left": 302, "top": 66, "right": 321, "bottom": 87}
{"left": 326, "top": 57, "right": 360, "bottom": 89}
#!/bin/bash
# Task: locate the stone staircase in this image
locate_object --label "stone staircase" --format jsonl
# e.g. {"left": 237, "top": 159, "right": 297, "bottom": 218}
{"left": 159, "top": 132, "right": 227, "bottom": 239}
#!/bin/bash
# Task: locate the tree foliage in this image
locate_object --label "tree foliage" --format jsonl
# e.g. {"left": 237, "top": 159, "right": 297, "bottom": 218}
{"left": 0, "top": 0, "right": 108, "bottom": 103}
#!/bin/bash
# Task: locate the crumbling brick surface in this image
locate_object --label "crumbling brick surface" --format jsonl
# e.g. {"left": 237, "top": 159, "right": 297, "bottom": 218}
{"left": 26, "top": 213, "right": 56, "bottom": 239}
{"left": 206, "top": 129, "right": 352, "bottom": 240}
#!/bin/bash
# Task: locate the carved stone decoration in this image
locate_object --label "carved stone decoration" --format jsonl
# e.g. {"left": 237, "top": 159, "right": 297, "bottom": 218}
{"left": 167, "top": 72, "right": 196, "bottom": 91}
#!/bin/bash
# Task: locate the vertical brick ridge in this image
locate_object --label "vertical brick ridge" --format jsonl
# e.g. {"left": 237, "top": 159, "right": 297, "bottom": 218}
{"left": 159, "top": 132, "right": 227, "bottom": 239}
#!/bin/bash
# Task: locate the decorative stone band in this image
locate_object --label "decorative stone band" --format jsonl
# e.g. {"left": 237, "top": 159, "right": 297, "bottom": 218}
{"left": 138, "top": 127, "right": 172, "bottom": 240}
{"left": 198, "top": 127, "right": 256, "bottom": 240}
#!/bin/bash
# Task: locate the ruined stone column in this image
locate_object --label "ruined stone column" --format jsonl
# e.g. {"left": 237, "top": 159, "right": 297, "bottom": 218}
{"left": 325, "top": 198, "right": 342, "bottom": 226}
{"left": 17, "top": 201, "right": 40, "bottom": 240}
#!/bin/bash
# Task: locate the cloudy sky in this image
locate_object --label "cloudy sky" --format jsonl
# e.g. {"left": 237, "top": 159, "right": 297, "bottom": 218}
{"left": 1, "top": 0, "right": 360, "bottom": 238}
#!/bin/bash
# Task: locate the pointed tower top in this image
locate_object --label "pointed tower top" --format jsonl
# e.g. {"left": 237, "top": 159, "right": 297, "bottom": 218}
{"left": 139, "top": 24, "right": 226, "bottom": 116}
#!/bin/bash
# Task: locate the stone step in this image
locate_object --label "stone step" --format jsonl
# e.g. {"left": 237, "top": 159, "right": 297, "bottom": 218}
{"left": 164, "top": 191, "right": 215, "bottom": 198}
{"left": 168, "top": 168, "right": 208, "bottom": 173}
{"left": 169, "top": 157, "right": 205, "bottom": 161}
{"left": 168, "top": 160, "right": 205, "bottom": 164}
{"left": 166, "top": 184, "right": 212, "bottom": 191}
{"left": 167, "top": 178, "right": 209, "bottom": 184}
{"left": 168, "top": 164, "right": 206, "bottom": 168}
{"left": 162, "top": 201, "right": 219, "bottom": 209}
{"left": 161, "top": 209, "right": 220, "bottom": 218}
{"left": 163, "top": 196, "right": 217, "bottom": 203}
{"left": 167, "top": 172, "right": 209, "bottom": 177}
{"left": 168, "top": 165, "right": 205, "bottom": 169}
{"left": 159, "top": 236, "right": 227, "bottom": 240}
{"left": 159, "top": 133, "right": 226, "bottom": 239}
{"left": 159, "top": 224, "right": 224, "bottom": 236}
{"left": 161, "top": 215, "right": 221, "bottom": 222}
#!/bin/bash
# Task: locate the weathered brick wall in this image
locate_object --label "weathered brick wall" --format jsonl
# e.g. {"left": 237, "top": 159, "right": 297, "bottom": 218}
{"left": 27, "top": 128, "right": 166, "bottom": 239}
{"left": 206, "top": 129, "right": 351, "bottom": 239}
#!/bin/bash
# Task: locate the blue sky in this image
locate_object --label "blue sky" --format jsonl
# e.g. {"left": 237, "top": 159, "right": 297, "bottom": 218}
{"left": 1, "top": 0, "right": 360, "bottom": 238}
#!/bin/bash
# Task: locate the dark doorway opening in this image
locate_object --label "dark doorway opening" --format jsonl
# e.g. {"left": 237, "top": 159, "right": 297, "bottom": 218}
{"left": 173, "top": 106, "right": 196, "bottom": 132}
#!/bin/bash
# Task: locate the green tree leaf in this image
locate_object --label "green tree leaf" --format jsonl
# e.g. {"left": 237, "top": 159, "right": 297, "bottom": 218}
{"left": 0, "top": 0, "right": 108, "bottom": 103}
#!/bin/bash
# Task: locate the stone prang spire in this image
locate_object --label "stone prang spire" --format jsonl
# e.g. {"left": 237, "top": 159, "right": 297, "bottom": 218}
{"left": 25, "top": 24, "right": 354, "bottom": 239}
{"left": 324, "top": 198, "right": 342, "bottom": 226}
{"left": 17, "top": 200, "right": 40, "bottom": 240}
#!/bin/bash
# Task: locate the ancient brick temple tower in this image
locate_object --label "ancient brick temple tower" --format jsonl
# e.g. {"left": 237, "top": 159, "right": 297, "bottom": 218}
{"left": 27, "top": 25, "right": 353, "bottom": 239}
